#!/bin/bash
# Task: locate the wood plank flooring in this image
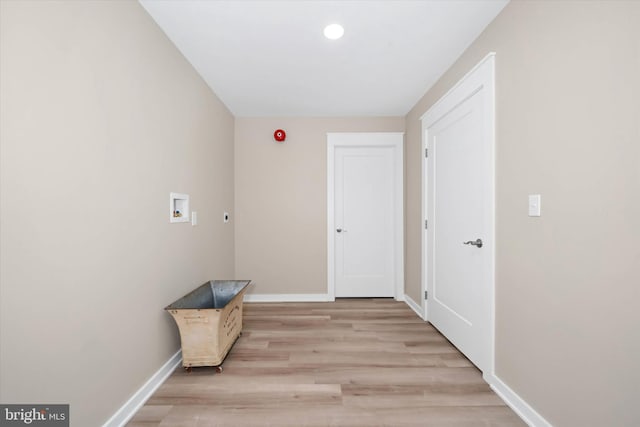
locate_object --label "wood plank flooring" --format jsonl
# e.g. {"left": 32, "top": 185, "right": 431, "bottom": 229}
{"left": 128, "top": 299, "right": 524, "bottom": 426}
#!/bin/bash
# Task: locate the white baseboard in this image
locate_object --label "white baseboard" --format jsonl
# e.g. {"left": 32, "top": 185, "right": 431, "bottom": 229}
{"left": 487, "top": 373, "right": 552, "bottom": 427}
{"left": 243, "top": 293, "right": 333, "bottom": 303}
{"left": 404, "top": 294, "right": 424, "bottom": 320}
{"left": 103, "top": 350, "right": 182, "bottom": 427}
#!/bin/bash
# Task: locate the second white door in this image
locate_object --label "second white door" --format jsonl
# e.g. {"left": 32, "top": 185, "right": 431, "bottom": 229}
{"left": 423, "top": 54, "right": 495, "bottom": 373}
{"left": 328, "top": 133, "right": 403, "bottom": 298}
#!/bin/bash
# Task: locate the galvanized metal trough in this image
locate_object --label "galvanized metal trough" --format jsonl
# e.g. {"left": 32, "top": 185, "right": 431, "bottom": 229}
{"left": 165, "top": 280, "right": 251, "bottom": 370}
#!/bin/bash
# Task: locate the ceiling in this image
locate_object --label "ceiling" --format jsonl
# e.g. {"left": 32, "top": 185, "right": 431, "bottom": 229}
{"left": 139, "top": 0, "right": 509, "bottom": 117}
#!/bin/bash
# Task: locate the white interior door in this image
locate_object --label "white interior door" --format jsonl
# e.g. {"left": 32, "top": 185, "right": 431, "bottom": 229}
{"left": 423, "top": 55, "right": 495, "bottom": 373}
{"left": 328, "top": 133, "right": 403, "bottom": 299}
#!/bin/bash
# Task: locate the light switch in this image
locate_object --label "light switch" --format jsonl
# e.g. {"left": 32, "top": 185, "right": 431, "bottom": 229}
{"left": 223, "top": 212, "right": 230, "bottom": 223}
{"left": 528, "top": 194, "right": 541, "bottom": 217}
{"left": 191, "top": 211, "right": 198, "bottom": 226}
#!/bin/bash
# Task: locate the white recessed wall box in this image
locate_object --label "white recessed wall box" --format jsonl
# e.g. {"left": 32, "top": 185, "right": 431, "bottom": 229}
{"left": 170, "top": 193, "right": 190, "bottom": 223}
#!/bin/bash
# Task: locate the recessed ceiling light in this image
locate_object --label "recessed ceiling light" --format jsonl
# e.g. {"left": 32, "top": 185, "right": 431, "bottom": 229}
{"left": 324, "top": 23, "right": 344, "bottom": 40}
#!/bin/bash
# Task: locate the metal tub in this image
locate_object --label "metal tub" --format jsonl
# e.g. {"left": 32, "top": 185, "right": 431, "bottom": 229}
{"left": 165, "top": 280, "right": 251, "bottom": 368}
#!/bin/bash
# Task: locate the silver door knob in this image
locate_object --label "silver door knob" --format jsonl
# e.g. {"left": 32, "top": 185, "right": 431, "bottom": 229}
{"left": 463, "top": 238, "right": 483, "bottom": 248}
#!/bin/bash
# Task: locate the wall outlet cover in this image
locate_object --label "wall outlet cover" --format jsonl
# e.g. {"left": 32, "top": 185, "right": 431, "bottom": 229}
{"left": 528, "top": 194, "right": 541, "bottom": 217}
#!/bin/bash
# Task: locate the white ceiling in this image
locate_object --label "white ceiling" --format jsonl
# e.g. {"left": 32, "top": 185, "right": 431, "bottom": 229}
{"left": 139, "top": 0, "right": 508, "bottom": 117}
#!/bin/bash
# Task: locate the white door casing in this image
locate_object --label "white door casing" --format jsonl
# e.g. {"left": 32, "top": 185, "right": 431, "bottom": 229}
{"left": 327, "top": 132, "right": 404, "bottom": 299}
{"left": 421, "top": 53, "right": 495, "bottom": 375}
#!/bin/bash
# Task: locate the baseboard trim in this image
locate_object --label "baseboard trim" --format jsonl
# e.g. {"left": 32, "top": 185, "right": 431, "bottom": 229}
{"left": 404, "top": 294, "right": 424, "bottom": 320}
{"left": 487, "top": 373, "right": 552, "bottom": 427}
{"left": 103, "top": 349, "right": 182, "bottom": 427}
{"left": 243, "top": 293, "right": 333, "bottom": 303}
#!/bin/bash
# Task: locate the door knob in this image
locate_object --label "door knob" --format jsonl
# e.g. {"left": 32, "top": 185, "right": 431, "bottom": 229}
{"left": 336, "top": 228, "right": 347, "bottom": 233}
{"left": 463, "top": 238, "right": 483, "bottom": 248}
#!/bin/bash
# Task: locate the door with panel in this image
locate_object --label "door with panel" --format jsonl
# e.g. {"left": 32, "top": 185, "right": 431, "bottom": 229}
{"left": 424, "top": 55, "right": 495, "bottom": 372}
{"left": 328, "top": 133, "right": 403, "bottom": 299}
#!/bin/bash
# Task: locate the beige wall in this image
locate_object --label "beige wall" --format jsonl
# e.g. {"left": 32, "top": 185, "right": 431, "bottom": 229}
{"left": 0, "top": 1, "right": 235, "bottom": 425}
{"left": 235, "top": 117, "right": 404, "bottom": 295}
{"left": 405, "top": 1, "right": 640, "bottom": 425}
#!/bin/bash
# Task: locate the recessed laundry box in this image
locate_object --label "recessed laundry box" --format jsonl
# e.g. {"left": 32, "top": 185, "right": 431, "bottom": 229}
{"left": 165, "top": 280, "right": 251, "bottom": 369}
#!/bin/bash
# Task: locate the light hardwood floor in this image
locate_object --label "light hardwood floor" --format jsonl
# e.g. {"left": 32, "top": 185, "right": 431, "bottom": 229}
{"left": 128, "top": 299, "right": 525, "bottom": 426}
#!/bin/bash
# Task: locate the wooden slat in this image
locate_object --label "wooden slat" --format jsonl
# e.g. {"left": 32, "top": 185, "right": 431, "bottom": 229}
{"left": 127, "top": 299, "right": 525, "bottom": 426}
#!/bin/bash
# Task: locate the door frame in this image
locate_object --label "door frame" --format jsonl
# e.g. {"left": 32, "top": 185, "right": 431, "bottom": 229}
{"left": 420, "top": 53, "right": 496, "bottom": 376}
{"left": 327, "top": 132, "right": 405, "bottom": 301}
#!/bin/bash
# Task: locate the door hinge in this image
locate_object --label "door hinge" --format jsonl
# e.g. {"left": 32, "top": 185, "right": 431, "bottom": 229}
{"left": 425, "top": 148, "right": 428, "bottom": 158}
{"left": 424, "top": 219, "right": 428, "bottom": 229}
{"left": 424, "top": 290, "right": 428, "bottom": 300}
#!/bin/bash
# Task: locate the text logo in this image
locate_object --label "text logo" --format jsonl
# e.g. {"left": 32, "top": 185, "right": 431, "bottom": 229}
{"left": 0, "top": 405, "right": 68, "bottom": 426}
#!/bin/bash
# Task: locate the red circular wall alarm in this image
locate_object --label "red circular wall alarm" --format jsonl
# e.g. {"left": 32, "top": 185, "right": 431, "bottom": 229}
{"left": 274, "top": 129, "right": 286, "bottom": 142}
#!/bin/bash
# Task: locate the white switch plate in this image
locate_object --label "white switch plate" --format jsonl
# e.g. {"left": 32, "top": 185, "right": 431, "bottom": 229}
{"left": 223, "top": 212, "right": 229, "bottom": 223}
{"left": 528, "top": 194, "right": 541, "bottom": 217}
{"left": 191, "top": 211, "right": 198, "bottom": 226}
